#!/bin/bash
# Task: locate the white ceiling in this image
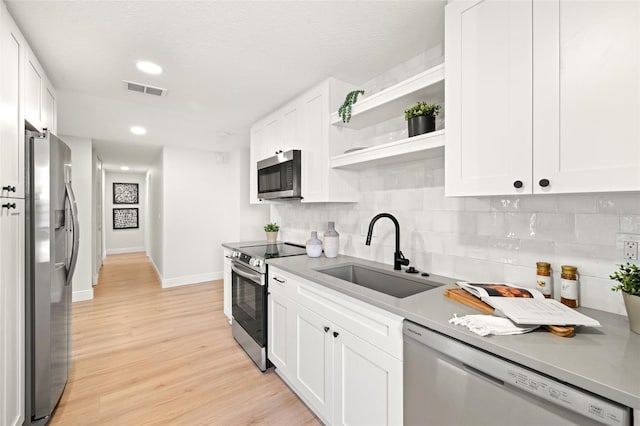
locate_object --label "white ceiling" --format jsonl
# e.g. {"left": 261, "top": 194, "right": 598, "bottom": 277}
{"left": 6, "top": 0, "right": 444, "bottom": 169}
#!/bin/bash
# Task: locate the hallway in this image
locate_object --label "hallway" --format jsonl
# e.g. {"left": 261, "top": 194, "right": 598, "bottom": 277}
{"left": 51, "top": 252, "right": 319, "bottom": 425}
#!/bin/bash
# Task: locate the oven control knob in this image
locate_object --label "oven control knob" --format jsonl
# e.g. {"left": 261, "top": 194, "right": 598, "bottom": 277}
{"left": 250, "top": 258, "right": 262, "bottom": 268}
{"left": 231, "top": 251, "right": 240, "bottom": 258}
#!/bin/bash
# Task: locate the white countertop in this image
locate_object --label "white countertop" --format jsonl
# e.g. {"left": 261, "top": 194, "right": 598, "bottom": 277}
{"left": 265, "top": 253, "right": 640, "bottom": 410}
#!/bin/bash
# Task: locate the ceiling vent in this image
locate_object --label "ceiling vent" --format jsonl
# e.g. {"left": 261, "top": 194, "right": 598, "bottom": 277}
{"left": 123, "top": 80, "right": 167, "bottom": 97}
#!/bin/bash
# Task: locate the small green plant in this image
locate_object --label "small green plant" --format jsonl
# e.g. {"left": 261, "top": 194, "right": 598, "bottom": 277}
{"left": 264, "top": 222, "right": 280, "bottom": 232}
{"left": 404, "top": 102, "right": 441, "bottom": 120}
{"left": 610, "top": 262, "right": 640, "bottom": 295}
{"left": 338, "top": 90, "right": 365, "bottom": 123}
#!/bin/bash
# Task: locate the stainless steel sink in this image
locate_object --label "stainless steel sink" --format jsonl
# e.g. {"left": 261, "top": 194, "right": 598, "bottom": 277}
{"left": 315, "top": 263, "right": 441, "bottom": 298}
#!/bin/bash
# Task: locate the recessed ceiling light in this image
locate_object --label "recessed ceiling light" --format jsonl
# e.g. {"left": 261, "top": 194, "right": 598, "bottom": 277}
{"left": 130, "top": 126, "right": 146, "bottom": 135}
{"left": 120, "top": 166, "right": 130, "bottom": 171}
{"left": 136, "top": 60, "right": 162, "bottom": 75}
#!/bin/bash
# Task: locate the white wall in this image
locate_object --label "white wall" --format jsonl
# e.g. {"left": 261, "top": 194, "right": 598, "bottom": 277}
{"left": 61, "top": 135, "right": 93, "bottom": 302}
{"left": 147, "top": 151, "right": 164, "bottom": 277}
{"left": 159, "top": 145, "right": 268, "bottom": 288}
{"left": 161, "top": 147, "right": 231, "bottom": 286}
{"left": 105, "top": 172, "right": 146, "bottom": 254}
{"left": 232, "top": 146, "right": 271, "bottom": 241}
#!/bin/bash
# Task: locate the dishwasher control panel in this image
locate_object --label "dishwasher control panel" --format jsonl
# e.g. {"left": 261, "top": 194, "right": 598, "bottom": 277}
{"left": 506, "top": 368, "right": 628, "bottom": 426}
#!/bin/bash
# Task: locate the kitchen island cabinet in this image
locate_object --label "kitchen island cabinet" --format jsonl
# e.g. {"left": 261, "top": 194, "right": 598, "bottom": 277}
{"left": 268, "top": 266, "right": 403, "bottom": 425}
{"left": 445, "top": 0, "right": 640, "bottom": 196}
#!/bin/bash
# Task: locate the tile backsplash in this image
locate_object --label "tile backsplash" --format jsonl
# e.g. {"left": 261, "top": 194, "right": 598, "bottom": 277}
{"left": 270, "top": 49, "right": 640, "bottom": 316}
{"left": 271, "top": 157, "right": 640, "bottom": 316}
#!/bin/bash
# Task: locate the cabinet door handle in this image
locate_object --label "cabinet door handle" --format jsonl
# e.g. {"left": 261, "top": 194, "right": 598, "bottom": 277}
{"left": 333, "top": 331, "right": 339, "bottom": 338}
{"left": 513, "top": 180, "right": 523, "bottom": 189}
{"left": 2, "top": 203, "right": 16, "bottom": 210}
{"left": 2, "top": 185, "right": 16, "bottom": 192}
{"left": 539, "top": 178, "right": 550, "bottom": 188}
{"left": 324, "top": 326, "right": 330, "bottom": 333}
{"left": 273, "top": 277, "right": 286, "bottom": 283}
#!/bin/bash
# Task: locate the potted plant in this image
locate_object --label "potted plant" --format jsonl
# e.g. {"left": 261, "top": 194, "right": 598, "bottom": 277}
{"left": 404, "top": 101, "right": 441, "bottom": 137}
{"left": 264, "top": 222, "right": 280, "bottom": 244}
{"left": 610, "top": 262, "right": 640, "bottom": 334}
{"left": 338, "top": 90, "right": 365, "bottom": 123}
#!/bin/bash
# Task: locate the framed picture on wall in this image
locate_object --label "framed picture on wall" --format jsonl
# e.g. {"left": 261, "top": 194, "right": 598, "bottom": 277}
{"left": 113, "top": 182, "right": 139, "bottom": 204}
{"left": 113, "top": 208, "right": 139, "bottom": 229}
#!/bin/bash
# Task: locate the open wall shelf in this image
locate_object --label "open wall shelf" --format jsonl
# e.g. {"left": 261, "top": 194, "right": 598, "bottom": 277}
{"left": 330, "top": 130, "right": 444, "bottom": 170}
{"left": 330, "top": 64, "right": 444, "bottom": 130}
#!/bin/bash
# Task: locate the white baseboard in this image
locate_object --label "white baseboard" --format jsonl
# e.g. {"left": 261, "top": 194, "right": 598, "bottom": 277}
{"left": 149, "top": 255, "right": 163, "bottom": 282}
{"left": 106, "top": 247, "right": 146, "bottom": 255}
{"left": 93, "top": 272, "right": 99, "bottom": 285}
{"left": 72, "top": 288, "right": 94, "bottom": 302}
{"left": 161, "top": 271, "right": 223, "bottom": 288}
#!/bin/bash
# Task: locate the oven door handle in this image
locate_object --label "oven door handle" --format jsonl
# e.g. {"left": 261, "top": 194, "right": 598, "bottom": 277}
{"left": 231, "top": 262, "right": 263, "bottom": 285}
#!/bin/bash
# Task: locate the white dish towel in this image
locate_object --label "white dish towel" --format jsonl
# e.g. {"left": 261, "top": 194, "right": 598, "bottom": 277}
{"left": 449, "top": 314, "right": 539, "bottom": 336}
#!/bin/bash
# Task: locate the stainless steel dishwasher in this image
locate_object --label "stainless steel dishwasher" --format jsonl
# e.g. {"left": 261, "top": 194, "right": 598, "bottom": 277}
{"left": 403, "top": 321, "right": 632, "bottom": 426}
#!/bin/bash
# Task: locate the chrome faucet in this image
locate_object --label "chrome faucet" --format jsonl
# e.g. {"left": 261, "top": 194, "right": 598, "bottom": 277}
{"left": 365, "top": 213, "right": 410, "bottom": 271}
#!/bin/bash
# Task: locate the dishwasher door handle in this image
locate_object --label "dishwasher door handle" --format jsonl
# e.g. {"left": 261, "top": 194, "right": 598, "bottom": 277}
{"left": 462, "top": 363, "right": 504, "bottom": 387}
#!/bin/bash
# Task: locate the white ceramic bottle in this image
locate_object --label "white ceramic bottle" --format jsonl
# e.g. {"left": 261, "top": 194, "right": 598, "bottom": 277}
{"left": 306, "top": 231, "right": 323, "bottom": 258}
{"left": 323, "top": 221, "right": 339, "bottom": 258}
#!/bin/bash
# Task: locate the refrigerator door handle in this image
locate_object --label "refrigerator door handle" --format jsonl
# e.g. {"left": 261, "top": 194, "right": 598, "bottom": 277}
{"left": 65, "top": 182, "right": 80, "bottom": 286}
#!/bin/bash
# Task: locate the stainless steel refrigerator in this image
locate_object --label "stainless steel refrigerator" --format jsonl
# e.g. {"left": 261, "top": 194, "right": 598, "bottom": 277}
{"left": 25, "top": 124, "right": 79, "bottom": 424}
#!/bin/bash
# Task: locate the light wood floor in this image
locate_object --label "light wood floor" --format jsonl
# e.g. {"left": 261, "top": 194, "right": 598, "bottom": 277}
{"left": 50, "top": 252, "right": 320, "bottom": 425}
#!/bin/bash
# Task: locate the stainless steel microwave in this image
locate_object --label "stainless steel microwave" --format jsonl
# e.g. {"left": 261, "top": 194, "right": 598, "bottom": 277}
{"left": 257, "top": 150, "right": 302, "bottom": 200}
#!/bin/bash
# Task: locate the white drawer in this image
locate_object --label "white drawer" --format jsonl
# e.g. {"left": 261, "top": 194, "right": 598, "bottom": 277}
{"left": 268, "top": 267, "right": 299, "bottom": 299}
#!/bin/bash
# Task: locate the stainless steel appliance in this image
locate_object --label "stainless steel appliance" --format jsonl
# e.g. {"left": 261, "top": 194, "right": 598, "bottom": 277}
{"left": 230, "top": 242, "right": 306, "bottom": 371}
{"left": 25, "top": 126, "right": 79, "bottom": 424}
{"left": 403, "top": 321, "right": 631, "bottom": 426}
{"left": 257, "top": 150, "right": 301, "bottom": 200}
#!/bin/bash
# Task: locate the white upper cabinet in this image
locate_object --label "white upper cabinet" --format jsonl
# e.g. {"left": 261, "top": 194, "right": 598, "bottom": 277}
{"left": 24, "top": 53, "right": 41, "bottom": 128}
{"left": 42, "top": 87, "right": 56, "bottom": 134}
{"left": 280, "top": 102, "right": 300, "bottom": 154}
{"left": 249, "top": 78, "right": 358, "bottom": 203}
{"left": 445, "top": 0, "right": 532, "bottom": 196}
{"left": 0, "top": 4, "right": 25, "bottom": 199}
{"left": 533, "top": 0, "right": 640, "bottom": 193}
{"left": 445, "top": 0, "right": 640, "bottom": 196}
{"left": 24, "top": 49, "right": 56, "bottom": 134}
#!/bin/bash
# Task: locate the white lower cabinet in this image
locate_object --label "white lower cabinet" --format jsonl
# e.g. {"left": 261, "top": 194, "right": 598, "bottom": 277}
{"left": 333, "top": 325, "right": 403, "bottom": 426}
{"left": 0, "top": 198, "right": 25, "bottom": 426}
{"left": 294, "top": 303, "right": 334, "bottom": 422}
{"left": 268, "top": 266, "right": 403, "bottom": 425}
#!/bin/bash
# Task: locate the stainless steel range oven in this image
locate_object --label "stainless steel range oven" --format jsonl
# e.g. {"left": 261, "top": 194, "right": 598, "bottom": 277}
{"left": 231, "top": 242, "right": 306, "bottom": 371}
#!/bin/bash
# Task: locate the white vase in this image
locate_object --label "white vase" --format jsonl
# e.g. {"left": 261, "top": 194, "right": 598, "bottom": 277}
{"left": 622, "top": 292, "right": 640, "bottom": 335}
{"left": 306, "top": 231, "right": 323, "bottom": 258}
{"left": 323, "top": 221, "right": 339, "bottom": 258}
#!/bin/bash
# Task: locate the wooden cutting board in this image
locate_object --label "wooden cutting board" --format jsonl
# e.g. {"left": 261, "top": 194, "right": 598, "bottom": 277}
{"left": 444, "top": 288, "right": 575, "bottom": 337}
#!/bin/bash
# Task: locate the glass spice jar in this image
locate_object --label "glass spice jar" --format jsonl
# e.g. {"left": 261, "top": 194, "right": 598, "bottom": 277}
{"left": 535, "top": 262, "right": 552, "bottom": 298}
{"left": 560, "top": 265, "right": 579, "bottom": 308}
